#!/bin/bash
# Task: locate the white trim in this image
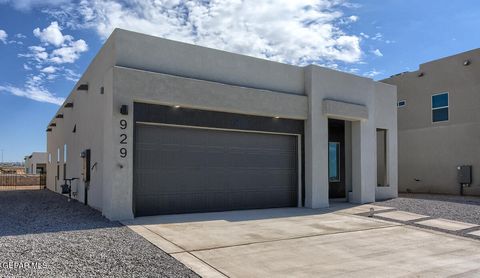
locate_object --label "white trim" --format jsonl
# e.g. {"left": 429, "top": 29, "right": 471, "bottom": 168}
{"left": 431, "top": 92, "right": 449, "bottom": 123}
{"left": 136, "top": 121, "right": 303, "bottom": 207}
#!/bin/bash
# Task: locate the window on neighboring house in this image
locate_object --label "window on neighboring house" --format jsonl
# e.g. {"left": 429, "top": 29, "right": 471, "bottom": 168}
{"left": 397, "top": 100, "right": 406, "bottom": 108}
{"left": 432, "top": 92, "right": 449, "bottom": 122}
{"left": 64, "top": 144, "right": 67, "bottom": 162}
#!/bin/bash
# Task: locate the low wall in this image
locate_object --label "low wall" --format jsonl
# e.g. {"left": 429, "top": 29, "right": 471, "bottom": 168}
{"left": 0, "top": 174, "right": 45, "bottom": 186}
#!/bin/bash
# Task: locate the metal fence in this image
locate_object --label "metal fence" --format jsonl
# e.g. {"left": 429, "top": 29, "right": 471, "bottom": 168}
{"left": 0, "top": 174, "right": 46, "bottom": 191}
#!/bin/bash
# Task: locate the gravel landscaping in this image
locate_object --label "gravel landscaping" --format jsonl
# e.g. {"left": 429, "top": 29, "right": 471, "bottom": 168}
{"left": 375, "top": 193, "right": 480, "bottom": 225}
{"left": 0, "top": 189, "right": 199, "bottom": 278}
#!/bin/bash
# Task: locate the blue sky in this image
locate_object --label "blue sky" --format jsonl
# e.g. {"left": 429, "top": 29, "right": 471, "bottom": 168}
{"left": 0, "top": 0, "right": 479, "bottom": 162}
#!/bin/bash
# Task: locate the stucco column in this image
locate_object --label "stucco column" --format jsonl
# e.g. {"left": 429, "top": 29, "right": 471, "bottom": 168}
{"left": 351, "top": 120, "right": 376, "bottom": 204}
{"left": 304, "top": 67, "right": 329, "bottom": 208}
{"left": 102, "top": 68, "right": 134, "bottom": 221}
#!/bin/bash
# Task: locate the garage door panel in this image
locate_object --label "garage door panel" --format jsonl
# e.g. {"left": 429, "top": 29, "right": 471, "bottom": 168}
{"left": 134, "top": 124, "right": 298, "bottom": 216}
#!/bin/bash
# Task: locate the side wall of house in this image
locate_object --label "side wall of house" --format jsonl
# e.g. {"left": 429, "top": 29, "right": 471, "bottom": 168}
{"left": 46, "top": 37, "right": 115, "bottom": 211}
{"left": 383, "top": 49, "right": 480, "bottom": 196}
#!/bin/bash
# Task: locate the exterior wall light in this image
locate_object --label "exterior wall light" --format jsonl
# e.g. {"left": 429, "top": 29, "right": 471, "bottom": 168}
{"left": 463, "top": 60, "right": 471, "bottom": 66}
{"left": 274, "top": 116, "right": 280, "bottom": 119}
{"left": 120, "top": 105, "right": 128, "bottom": 115}
{"left": 77, "top": 84, "right": 89, "bottom": 91}
{"left": 174, "top": 105, "right": 181, "bottom": 108}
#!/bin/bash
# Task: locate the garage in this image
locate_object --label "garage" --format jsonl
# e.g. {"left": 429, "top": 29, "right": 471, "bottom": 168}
{"left": 134, "top": 123, "right": 299, "bottom": 216}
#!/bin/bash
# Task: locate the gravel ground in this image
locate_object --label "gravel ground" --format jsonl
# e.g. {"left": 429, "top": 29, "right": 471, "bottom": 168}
{"left": 375, "top": 193, "right": 480, "bottom": 225}
{"left": 0, "top": 190, "right": 199, "bottom": 278}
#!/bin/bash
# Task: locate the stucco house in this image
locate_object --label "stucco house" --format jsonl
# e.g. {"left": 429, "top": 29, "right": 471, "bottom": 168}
{"left": 382, "top": 48, "right": 480, "bottom": 196}
{"left": 46, "top": 29, "right": 398, "bottom": 220}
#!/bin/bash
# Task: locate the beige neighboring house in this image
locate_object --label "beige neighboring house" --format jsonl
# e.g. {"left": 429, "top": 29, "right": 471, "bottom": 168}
{"left": 24, "top": 152, "right": 48, "bottom": 174}
{"left": 382, "top": 48, "right": 480, "bottom": 196}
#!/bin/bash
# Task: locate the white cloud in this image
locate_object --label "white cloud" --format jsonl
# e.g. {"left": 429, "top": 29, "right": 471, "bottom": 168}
{"left": 23, "top": 64, "right": 32, "bottom": 70}
{"left": 59, "top": 0, "right": 363, "bottom": 65}
{"left": 363, "top": 69, "right": 381, "bottom": 78}
{"left": 0, "top": 83, "right": 65, "bottom": 105}
{"left": 0, "top": 0, "right": 69, "bottom": 11}
{"left": 15, "top": 33, "right": 27, "bottom": 39}
{"left": 50, "top": 39, "right": 88, "bottom": 63}
{"left": 40, "top": 66, "right": 57, "bottom": 73}
{"left": 359, "top": 32, "right": 369, "bottom": 39}
{"left": 33, "top": 21, "right": 71, "bottom": 46}
{"left": 348, "top": 15, "right": 358, "bottom": 22}
{"left": 0, "top": 29, "right": 7, "bottom": 44}
{"left": 64, "top": 68, "right": 80, "bottom": 82}
{"left": 371, "top": 49, "right": 383, "bottom": 57}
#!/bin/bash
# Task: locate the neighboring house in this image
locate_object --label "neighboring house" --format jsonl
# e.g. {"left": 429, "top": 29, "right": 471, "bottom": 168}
{"left": 382, "top": 48, "right": 480, "bottom": 196}
{"left": 24, "top": 152, "right": 48, "bottom": 174}
{"left": 0, "top": 166, "right": 25, "bottom": 175}
{"left": 46, "top": 29, "right": 397, "bottom": 220}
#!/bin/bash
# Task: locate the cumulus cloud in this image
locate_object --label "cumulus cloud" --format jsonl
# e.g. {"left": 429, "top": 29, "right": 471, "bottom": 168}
{"left": 6, "top": 21, "right": 87, "bottom": 104}
{"left": 371, "top": 49, "right": 383, "bottom": 57}
{"left": 55, "top": 0, "right": 363, "bottom": 65}
{"left": 33, "top": 21, "right": 71, "bottom": 46}
{"left": 50, "top": 39, "right": 88, "bottom": 63}
{"left": 0, "top": 29, "right": 7, "bottom": 44}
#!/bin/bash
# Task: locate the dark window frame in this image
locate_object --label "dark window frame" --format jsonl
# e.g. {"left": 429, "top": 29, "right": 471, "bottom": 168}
{"left": 432, "top": 92, "right": 449, "bottom": 123}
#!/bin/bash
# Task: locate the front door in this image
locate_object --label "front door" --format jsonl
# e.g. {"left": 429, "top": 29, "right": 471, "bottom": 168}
{"left": 328, "top": 119, "right": 345, "bottom": 198}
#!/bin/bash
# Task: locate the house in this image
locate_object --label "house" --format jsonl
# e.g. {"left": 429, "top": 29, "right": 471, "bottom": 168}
{"left": 382, "top": 48, "right": 480, "bottom": 196}
{"left": 24, "top": 152, "right": 48, "bottom": 174}
{"left": 46, "top": 29, "right": 398, "bottom": 220}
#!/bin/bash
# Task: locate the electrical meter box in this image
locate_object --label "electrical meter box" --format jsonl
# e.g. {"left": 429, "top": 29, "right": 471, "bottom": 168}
{"left": 457, "top": 165, "right": 472, "bottom": 185}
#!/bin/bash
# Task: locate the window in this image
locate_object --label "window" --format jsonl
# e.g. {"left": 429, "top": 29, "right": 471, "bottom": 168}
{"left": 57, "top": 148, "right": 60, "bottom": 163}
{"left": 328, "top": 142, "right": 340, "bottom": 182}
{"left": 64, "top": 144, "right": 67, "bottom": 162}
{"left": 376, "top": 129, "right": 389, "bottom": 187}
{"left": 432, "top": 92, "right": 448, "bottom": 122}
{"left": 48, "top": 153, "right": 51, "bottom": 163}
{"left": 397, "top": 100, "right": 406, "bottom": 108}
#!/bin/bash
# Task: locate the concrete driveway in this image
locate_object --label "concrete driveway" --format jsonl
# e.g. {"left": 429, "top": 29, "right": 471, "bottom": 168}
{"left": 123, "top": 204, "right": 480, "bottom": 277}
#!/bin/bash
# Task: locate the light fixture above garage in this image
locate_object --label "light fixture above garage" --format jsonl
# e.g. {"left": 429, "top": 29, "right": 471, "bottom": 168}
{"left": 274, "top": 116, "right": 280, "bottom": 119}
{"left": 174, "top": 105, "right": 181, "bottom": 108}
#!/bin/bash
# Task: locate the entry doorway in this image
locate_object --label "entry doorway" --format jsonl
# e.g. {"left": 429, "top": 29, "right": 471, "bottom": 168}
{"left": 328, "top": 119, "right": 346, "bottom": 199}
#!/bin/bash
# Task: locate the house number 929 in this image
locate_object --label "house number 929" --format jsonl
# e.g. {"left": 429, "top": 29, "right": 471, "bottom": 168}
{"left": 120, "top": 119, "right": 127, "bottom": 158}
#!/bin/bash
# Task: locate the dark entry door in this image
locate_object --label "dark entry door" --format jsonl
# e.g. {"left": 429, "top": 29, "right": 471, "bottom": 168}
{"left": 134, "top": 124, "right": 299, "bottom": 216}
{"left": 328, "top": 119, "right": 345, "bottom": 198}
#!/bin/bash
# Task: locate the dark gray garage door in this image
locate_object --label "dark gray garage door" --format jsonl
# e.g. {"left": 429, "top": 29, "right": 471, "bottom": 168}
{"left": 134, "top": 124, "right": 298, "bottom": 216}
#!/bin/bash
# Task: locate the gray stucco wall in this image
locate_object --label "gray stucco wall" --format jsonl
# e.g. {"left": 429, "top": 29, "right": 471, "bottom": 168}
{"left": 382, "top": 48, "right": 480, "bottom": 196}
{"left": 46, "top": 29, "right": 397, "bottom": 220}
{"left": 114, "top": 29, "right": 305, "bottom": 95}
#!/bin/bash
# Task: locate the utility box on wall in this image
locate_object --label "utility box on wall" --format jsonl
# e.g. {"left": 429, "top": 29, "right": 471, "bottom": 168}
{"left": 457, "top": 165, "right": 472, "bottom": 185}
